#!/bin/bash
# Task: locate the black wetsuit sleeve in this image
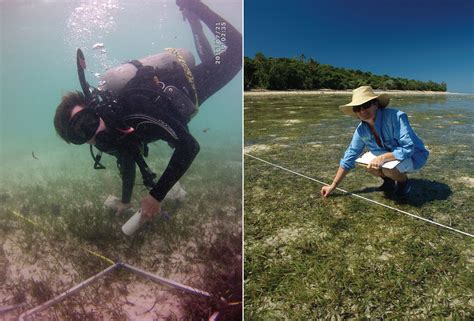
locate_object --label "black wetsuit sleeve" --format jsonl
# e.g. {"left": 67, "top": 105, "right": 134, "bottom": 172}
{"left": 144, "top": 114, "right": 200, "bottom": 202}
{"left": 117, "top": 152, "right": 136, "bottom": 203}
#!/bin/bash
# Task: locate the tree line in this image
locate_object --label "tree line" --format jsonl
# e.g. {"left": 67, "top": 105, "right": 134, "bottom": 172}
{"left": 245, "top": 53, "right": 447, "bottom": 92}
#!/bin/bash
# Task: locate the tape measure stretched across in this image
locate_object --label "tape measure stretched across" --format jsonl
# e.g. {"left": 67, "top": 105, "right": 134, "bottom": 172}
{"left": 245, "top": 154, "right": 473, "bottom": 238}
{"left": 10, "top": 210, "right": 116, "bottom": 265}
{"left": 11, "top": 210, "right": 48, "bottom": 232}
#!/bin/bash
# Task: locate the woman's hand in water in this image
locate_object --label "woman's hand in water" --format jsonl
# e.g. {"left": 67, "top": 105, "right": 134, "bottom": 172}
{"left": 140, "top": 195, "right": 161, "bottom": 223}
{"left": 321, "top": 183, "right": 336, "bottom": 198}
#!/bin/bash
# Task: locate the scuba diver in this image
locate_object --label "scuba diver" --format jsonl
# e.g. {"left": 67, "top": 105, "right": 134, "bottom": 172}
{"left": 54, "top": 0, "right": 242, "bottom": 222}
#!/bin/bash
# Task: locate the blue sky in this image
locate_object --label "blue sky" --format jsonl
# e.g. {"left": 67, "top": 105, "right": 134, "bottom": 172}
{"left": 245, "top": 0, "right": 474, "bottom": 93}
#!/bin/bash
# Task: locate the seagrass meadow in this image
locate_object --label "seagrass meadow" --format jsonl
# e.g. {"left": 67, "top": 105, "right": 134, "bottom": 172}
{"left": 244, "top": 93, "right": 474, "bottom": 320}
{"left": 0, "top": 146, "right": 242, "bottom": 319}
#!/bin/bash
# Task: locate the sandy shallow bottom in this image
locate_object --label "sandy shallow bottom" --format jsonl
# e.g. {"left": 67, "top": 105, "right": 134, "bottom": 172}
{"left": 0, "top": 219, "right": 239, "bottom": 320}
{"left": 0, "top": 223, "right": 208, "bottom": 320}
{"left": 0, "top": 156, "right": 242, "bottom": 320}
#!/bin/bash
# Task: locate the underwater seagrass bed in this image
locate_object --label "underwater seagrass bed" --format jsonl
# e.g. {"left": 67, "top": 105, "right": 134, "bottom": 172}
{"left": 0, "top": 145, "right": 242, "bottom": 320}
{"left": 244, "top": 93, "right": 473, "bottom": 320}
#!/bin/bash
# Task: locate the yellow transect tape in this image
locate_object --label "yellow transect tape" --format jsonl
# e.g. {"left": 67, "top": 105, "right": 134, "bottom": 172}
{"left": 10, "top": 210, "right": 115, "bottom": 266}
{"left": 11, "top": 210, "right": 48, "bottom": 232}
{"left": 82, "top": 248, "right": 115, "bottom": 265}
{"left": 165, "top": 47, "right": 199, "bottom": 107}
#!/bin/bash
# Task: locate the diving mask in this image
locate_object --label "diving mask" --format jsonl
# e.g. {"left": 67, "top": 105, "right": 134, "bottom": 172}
{"left": 67, "top": 108, "right": 100, "bottom": 144}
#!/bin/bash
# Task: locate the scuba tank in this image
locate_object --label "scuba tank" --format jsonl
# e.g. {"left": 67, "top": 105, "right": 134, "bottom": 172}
{"left": 99, "top": 48, "right": 198, "bottom": 122}
{"left": 98, "top": 49, "right": 196, "bottom": 92}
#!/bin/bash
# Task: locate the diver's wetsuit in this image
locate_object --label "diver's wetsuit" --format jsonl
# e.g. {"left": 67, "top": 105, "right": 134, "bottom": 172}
{"left": 96, "top": 1, "right": 241, "bottom": 203}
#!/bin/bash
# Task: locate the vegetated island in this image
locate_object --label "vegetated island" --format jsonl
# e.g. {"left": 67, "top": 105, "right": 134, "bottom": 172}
{"left": 244, "top": 52, "right": 447, "bottom": 93}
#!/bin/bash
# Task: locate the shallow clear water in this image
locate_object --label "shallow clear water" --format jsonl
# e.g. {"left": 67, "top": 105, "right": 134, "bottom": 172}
{"left": 244, "top": 93, "right": 473, "bottom": 319}
{"left": 245, "top": 93, "right": 474, "bottom": 232}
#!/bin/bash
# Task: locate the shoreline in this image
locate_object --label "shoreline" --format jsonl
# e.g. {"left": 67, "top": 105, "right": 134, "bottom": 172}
{"left": 244, "top": 89, "right": 469, "bottom": 96}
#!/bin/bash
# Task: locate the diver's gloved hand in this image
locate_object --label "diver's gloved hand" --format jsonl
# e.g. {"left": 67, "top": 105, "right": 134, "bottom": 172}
{"left": 140, "top": 194, "right": 162, "bottom": 223}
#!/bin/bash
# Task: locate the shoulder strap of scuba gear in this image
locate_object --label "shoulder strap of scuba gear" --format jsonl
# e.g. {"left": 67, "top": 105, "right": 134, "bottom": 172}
{"left": 121, "top": 53, "right": 198, "bottom": 122}
{"left": 135, "top": 153, "right": 157, "bottom": 189}
{"left": 128, "top": 60, "right": 143, "bottom": 69}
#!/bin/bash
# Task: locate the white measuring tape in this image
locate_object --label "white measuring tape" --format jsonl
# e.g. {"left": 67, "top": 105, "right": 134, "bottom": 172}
{"left": 245, "top": 153, "right": 473, "bottom": 238}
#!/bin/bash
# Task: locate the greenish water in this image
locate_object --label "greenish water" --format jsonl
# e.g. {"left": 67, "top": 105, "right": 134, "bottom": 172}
{"left": 0, "top": 1, "right": 242, "bottom": 318}
{"left": 244, "top": 93, "right": 473, "bottom": 319}
{"left": 1, "top": 0, "right": 242, "bottom": 162}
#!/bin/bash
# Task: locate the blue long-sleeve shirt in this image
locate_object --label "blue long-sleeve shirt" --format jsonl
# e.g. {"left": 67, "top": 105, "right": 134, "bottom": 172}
{"left": 340, "top": 108, "right": 429, "bottom": 171}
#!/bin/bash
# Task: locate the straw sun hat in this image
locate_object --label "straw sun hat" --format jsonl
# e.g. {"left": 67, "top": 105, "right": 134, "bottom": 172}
{"left": 339, "top": 86, "right": 390, "bottom": 116}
